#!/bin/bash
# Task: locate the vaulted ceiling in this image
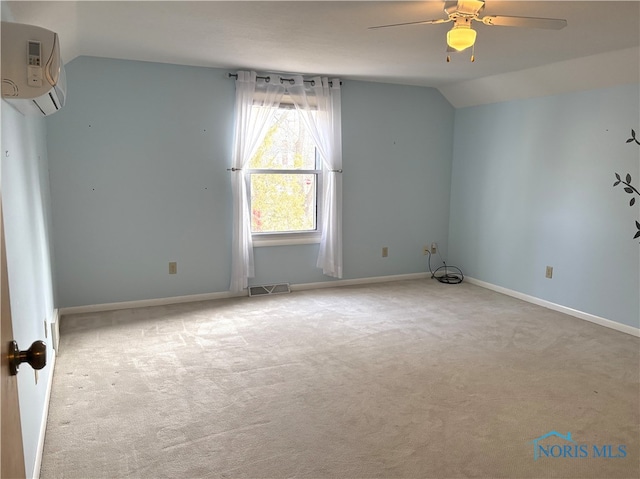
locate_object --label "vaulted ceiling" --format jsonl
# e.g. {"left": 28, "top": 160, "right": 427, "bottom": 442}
{"left": 3, "top": 1, "right": 639, "bottom": 107}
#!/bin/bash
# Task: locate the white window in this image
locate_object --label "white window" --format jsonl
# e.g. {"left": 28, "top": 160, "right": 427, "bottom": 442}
{"left": 229, "top": 72, "right": 342, "bottom": 291}
{"left": 248, "top": 105, "right": 321, "bottom": 245}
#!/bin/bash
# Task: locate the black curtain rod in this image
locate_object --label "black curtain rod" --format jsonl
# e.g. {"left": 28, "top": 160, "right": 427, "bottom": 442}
{"left": 226, "top": 73, "right": 341, "bottom": 86}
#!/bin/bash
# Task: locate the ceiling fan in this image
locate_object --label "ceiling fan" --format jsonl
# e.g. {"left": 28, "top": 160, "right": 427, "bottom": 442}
{"left": 369, "top": 0, "right": 567, "bottom": 61}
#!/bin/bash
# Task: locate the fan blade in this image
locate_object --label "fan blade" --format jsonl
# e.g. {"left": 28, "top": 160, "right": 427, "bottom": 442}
{"left": 481, "top": 15, "right": 567, "bottom": 29}
{"left": 368, "top": 18, "right": 450, "bottom": 29}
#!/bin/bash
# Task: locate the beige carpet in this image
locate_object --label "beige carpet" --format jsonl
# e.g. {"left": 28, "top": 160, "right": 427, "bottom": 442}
{"left": 41, "top": 280, "right": 639, "bottom": 478}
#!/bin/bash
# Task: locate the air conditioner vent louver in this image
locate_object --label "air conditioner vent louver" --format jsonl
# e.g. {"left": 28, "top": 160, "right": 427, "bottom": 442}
{"left": 248, "top": 283, "right": 291, "bottom": 297}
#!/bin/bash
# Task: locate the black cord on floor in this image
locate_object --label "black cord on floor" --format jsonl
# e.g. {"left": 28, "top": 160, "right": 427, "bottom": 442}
{"left": 426, "top": 248, "right": 464, "bottom": 284}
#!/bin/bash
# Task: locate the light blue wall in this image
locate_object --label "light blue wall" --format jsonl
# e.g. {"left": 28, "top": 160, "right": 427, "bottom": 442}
{"left": 47, "top": 57, "right": 454, "bottom": 307}
{"left": 340, "top": 81, "right": 454, "bottom": 279}
{"left": 47, "top": 57, "right": 235, "bottom": 306}
{"left": 47, "top": 56, "right": 637, "bottom": 329}
{"left": 1, "top": 102, "right": 57, "bottom": 478}
{"left": 449, "top": 83, "right": 640, "bottom": 328}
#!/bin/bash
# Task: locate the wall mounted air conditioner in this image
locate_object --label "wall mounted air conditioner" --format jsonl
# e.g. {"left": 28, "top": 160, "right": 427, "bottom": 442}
{"left": 1, "top": 21, "right": 66, "bottom": 116}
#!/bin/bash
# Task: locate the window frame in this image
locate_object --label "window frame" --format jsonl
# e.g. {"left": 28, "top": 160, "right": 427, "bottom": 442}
{"left": 248, "top": 106, "right": 323, "bottom": 247}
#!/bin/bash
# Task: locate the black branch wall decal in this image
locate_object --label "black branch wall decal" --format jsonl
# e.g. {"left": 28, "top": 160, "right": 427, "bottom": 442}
{"left": 613, "top": 172, "right": 639, "bottom": 207}
{"left": 614, "top": 129, "right": 640, "bottom": 241}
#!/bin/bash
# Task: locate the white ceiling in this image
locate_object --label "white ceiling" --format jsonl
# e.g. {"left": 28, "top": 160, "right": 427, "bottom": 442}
{"left": 3, "top": 1, "right": 639, "bottom": 107}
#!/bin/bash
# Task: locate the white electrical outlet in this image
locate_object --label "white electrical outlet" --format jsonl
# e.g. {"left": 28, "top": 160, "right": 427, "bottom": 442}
{"left": 431, "top": 242, "right": 437, "bottom": 254}
{"left": 545, "top": 266, "right": 553, "bottom": 279}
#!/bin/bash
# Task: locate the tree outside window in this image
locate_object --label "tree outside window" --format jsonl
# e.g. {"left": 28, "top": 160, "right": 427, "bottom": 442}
{"left": 249, "top": 106, "right": 320, "bottom": 235}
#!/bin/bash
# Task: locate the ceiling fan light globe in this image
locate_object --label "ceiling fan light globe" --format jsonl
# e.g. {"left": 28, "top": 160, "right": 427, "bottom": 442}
{"left": 447, "top": 27, "right": 477, "bottom": 51}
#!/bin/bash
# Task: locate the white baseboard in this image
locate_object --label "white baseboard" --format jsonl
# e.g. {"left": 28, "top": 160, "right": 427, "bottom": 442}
{"left": 58, "top": 273, "right": 430, "bottom": 316}
{"left": 59, "top": 290, "right": 248, "bottom": 316}
{"left": 33, "top": 347, "right": 56, "bottom": 479}
{"left": 51, "top": 309, "right": 60, "bottom": 354}
{"left": 292, "top": 272, "right": 430, "bottom": 291}
{"left": 465, "top": 276, "right": 640, "bottom": 338}
{"left": 57, "top": 273, "right": 639, "bottom": 338}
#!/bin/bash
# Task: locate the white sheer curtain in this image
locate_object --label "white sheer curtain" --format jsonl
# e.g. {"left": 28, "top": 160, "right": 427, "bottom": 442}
{"left": 288, "top": 76, "right": 343, "bottom": 278}
{"left": 230, "top": 71, "right": 343, "bottom": 291}
{"left": 230, "top": 72, "right": 284, "bottom": 292}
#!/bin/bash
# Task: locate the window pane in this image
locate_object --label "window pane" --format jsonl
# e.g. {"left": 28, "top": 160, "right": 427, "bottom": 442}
{"left": 249, "top": 108, "right": 316, "bottom": 170}
{"left": 251, "top": 174, "right": 317, "bottom": 233}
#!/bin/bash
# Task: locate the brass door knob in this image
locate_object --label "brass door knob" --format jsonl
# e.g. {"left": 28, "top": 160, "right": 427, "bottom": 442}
{"left": 8, "top": 340, "right": 46, "bottom": 375}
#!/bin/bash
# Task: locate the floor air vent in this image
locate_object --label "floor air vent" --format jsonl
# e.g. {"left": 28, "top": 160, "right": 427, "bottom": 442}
{"left": 248, "top": 283, "right": 291, "bottom": 297}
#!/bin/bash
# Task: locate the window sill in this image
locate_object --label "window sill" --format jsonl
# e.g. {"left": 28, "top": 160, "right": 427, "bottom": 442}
{"left": 252, "top": 233, "right": 321, "bottom": 247}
